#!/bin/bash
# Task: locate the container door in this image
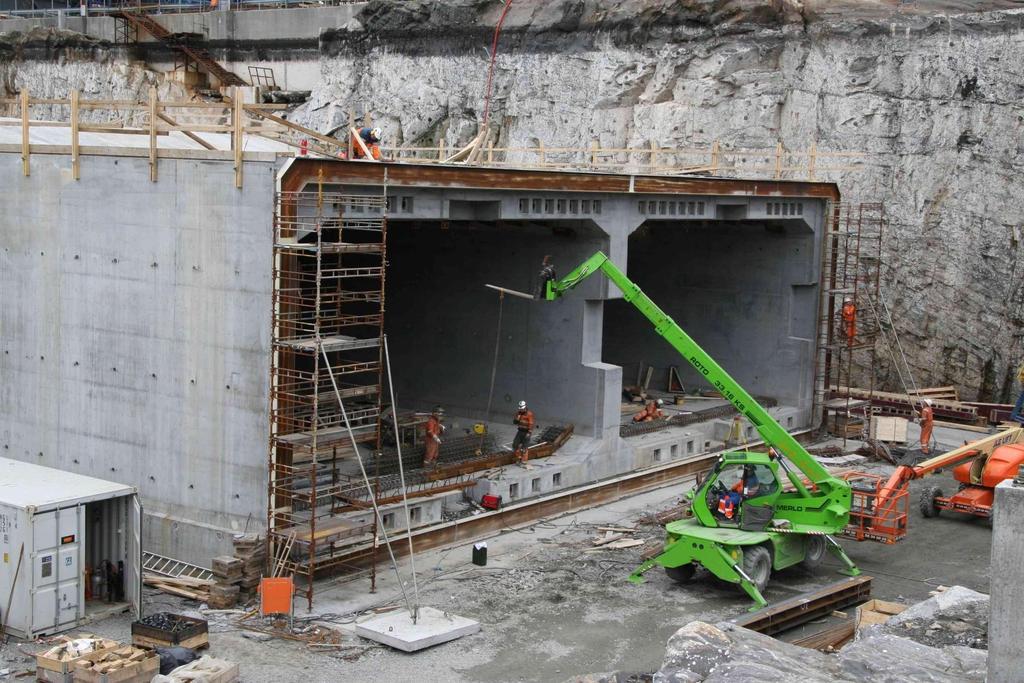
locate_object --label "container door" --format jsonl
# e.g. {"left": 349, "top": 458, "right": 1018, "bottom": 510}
{"left": 31, "top": 508, "right": 80, "bottom": 633}
{"left": 127, "top": 495, "right": 142, "bottom": 620}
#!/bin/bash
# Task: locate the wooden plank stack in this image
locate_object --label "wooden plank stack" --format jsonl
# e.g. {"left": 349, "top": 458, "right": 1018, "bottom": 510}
{"left": 142, "top": 574, "right": 214, "bottom": 603}
{"left": 232, "top": 534, "right": 266, "bottom": 603}
{"left": 209, "top": 556, "right": 243, "bottom": 609}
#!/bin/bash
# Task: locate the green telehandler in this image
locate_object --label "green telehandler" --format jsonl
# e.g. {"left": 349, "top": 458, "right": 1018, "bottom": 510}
{"left": 537, "top": 251, "right": 860, "bottom": 609}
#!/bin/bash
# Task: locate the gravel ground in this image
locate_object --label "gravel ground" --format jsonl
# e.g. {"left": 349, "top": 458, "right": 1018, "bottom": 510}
{"left": 0, "top": 428, "right": 996, "bottom": 682}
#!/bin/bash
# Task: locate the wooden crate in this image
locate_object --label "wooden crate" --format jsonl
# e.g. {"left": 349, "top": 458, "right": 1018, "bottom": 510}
{"left": 131, "top": 630, "right": 208, "bottom": 650}
{"left": 71, "top": 650, "right": 159, "bottom": 683}
{"left": 36, "top": 640, "right": 122, "bottom": 677}
{"left": 870, "top": 416, "right": 908, "bottom": 443}
{"left": 131, "top": 613, "right": 209, "bottom": 650}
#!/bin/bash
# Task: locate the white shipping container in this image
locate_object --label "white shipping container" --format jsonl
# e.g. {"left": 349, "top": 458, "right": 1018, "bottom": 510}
{"left": 0, "top": 457, "right": 141, "bottom": 639}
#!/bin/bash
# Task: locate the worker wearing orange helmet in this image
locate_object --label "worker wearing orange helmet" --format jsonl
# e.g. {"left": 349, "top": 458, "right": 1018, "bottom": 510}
{"left": 841, "top": 297, "right": 856, "bottom": 347}
{"left": 632, "top": 399, "right": 665, "bottom": 422}
{"left": 918, "top": 398, "right": 934, "bottom": 455}
{"left": 512, "top": 400, "right": 535, "bottom": 464}
{"left": 423, "top": 406, "right": 445, "bottom": 468}
{"left": 351, "top": 126, "right": 383, "bottom": 161}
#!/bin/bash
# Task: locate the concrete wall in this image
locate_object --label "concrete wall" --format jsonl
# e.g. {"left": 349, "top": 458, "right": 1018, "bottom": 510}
{"left": 603, "top": 219, "right": 819, "bottom": 411}
{"left": 0, "top": 151, "right": 278, "bottom": 560}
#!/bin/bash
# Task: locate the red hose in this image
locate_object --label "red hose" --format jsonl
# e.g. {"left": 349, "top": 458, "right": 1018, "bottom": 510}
{"left": 482, "top": 0, "right": 514, "bottom": 129}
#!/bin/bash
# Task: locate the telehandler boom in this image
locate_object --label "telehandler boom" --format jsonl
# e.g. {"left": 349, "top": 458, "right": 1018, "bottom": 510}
{"left": 538, "top": 252, "right": 860, "bottom": 608}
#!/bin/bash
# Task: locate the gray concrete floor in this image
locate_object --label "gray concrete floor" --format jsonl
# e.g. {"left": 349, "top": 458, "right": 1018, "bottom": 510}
{"left": 0, "top": 432, "right": 994, "bottom": 682}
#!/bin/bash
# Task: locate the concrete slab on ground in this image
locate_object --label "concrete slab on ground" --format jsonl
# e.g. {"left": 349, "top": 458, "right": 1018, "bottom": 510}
{"left": 355, "top": 607, "right": 480, "bottom": 652}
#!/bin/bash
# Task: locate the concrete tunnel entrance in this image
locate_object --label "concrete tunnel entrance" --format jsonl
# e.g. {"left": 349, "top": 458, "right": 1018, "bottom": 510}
{"left": 384, "top": 218, "right": 609, "bottom": 436}
{"left": 603, "top": 219, "right": 819, "bottom": 426}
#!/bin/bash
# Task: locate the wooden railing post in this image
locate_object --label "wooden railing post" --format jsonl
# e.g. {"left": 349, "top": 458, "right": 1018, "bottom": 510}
{"left": 347, "top": 109, "right": 355, "bottom": 159}
{"left": 148, "top": 87, "right": 158, "bottom": 182}
{"left": 20, "top": 88, "right": 30, "bottom": 177}
{"left": 438, "top": 136, "right": 445, "bottom": 162}
{"left": 808, "top": 143, "right": 818, "bottom": 181}
{"left": 774, "top": 142, "right": 783, "bottom": 179}
{"left": 649, "top": 139, "right": 658, "bottom": 173}
{"left": 71, "top": 90, "right": 80, "bottom": 180}
{"left": 590, "top": 139, "right": 598, "bottom": 170}
{"left": 710, "top": 140, "right": 720, "bottom": 175}
{"left": 538, "top": 141, "right": 545, "bottom": 168}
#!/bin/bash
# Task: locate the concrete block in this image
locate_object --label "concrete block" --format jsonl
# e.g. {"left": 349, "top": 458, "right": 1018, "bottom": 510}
{"left": 355, "top": 606, "right": 480, "bottom": 652}
{"left": 989, "top": 480, "right": 1024, "bottom": 683}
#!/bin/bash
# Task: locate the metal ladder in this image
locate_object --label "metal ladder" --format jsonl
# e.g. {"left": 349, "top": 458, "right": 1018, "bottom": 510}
{"left": 142, "top": 551, "right": 214, "bottom": 581}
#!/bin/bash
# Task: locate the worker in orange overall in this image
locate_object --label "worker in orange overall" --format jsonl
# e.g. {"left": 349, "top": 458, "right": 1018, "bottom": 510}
{"left": 918, "top": 398, "right": 934, "bottom": 454}
{"left": 632, "top": 398, "right": 665, "bottom": 422}
{"left": 351, "top": 126, "right": 383, "bottom": 160}
{"left": 841, "top": 297, "right": 857, "bottom": 347}
{"left": 512, "top": 400, "right": 535, "bottom": 464}
{"left": 718, "top": 466, "right": 760, "bottom": 519}
{"left": 423, "top": 406, "right": 445, "bottom": 468}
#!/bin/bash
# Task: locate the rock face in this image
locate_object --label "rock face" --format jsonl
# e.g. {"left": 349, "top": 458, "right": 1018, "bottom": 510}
{"left": 294, "top": 0, "right": 1024, "bottom": 400}
{"left": 654, "top": 619, "right": 986, "bottom": 682}
{"left": 0, "top": 28, "right": 187, "bottom": 124}
{"left": 4, "top": 4, "right": 1024, "bottom": 399}
{"left": 877, "top": 585, "right": 989, "bottom": 649}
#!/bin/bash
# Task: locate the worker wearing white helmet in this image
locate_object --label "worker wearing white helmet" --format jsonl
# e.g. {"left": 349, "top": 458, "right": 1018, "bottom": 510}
{"left": 352, "top": 126, "right": 384, "bottom": 161}
{"left": 918, "top": 398, "right": 935, "bottom": 455}
{"left": 512, "top": 400, "right": 535, "bottom": 465}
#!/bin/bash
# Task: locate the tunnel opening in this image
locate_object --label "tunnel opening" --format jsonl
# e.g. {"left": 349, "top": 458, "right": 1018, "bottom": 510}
{"left": 603, "top": 219, "right": 818, "bottom": 429}
{"left": 384, "top": 218, "right": 608, "bottom": 436}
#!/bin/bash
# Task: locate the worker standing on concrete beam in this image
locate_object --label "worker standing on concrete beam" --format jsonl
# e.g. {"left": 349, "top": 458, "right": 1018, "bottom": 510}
{"left": 351, "top": 126, "right": 383, "bottom": 160}
{"left": 918, "top": 398, "right": 935, "bottom": 454}
{"left": 513, "top": 401, "right": 535, "bottom": 465}
{"left": 633, "top": 399, "right": 665, "bottom": 422}
{"left": 423, "top": 406, "right": 445, "bottom": 468}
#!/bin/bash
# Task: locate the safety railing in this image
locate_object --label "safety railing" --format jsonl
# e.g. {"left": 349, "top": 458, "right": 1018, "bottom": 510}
{"left": 381, "top": 139, "right": 865, "bottom": 181}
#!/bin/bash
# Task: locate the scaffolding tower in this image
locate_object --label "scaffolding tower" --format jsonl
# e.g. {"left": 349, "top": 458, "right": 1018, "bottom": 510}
{"left": 815, "top": 202, "right": 885, "bottom": 443}
{"left": 268, "top": 183, "right": 388, "bottom": 609}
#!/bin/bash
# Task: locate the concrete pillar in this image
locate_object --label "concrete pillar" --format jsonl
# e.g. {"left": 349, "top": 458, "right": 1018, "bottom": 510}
{"left": 989, "top": 478, "right": 1024, "bottom": 682}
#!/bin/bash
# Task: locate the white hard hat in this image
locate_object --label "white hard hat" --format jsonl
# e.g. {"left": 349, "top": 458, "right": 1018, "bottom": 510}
{"left": 656, "top": 399, "right": 664, "bottom": 406}
{"left": 518, "top": 400, "right": 527, "bottom": 410}
{"left": 924, "top": 398, "right": 933, "bottom": 406}
{"left": 370, "top": 127, "right": 382, "bottom": 140}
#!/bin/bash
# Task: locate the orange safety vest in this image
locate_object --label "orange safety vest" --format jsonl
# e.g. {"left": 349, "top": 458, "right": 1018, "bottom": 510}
{"left": 426, "top": 415, "right": 443, "bottom": 440}
{"left": 718, "top": 496, "right": 736, "bottom": 519}
{"left": 515, "top": 409, "right": 535, "bottom": 432}
{"left": 842, "top": 301, "right": 857, "bottom": 344}
{"left": 351, "top": 129, "right": 382, "bottom": 160}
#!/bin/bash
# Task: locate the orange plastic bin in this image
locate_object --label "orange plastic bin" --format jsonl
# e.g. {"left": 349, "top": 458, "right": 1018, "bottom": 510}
{"left": 259, "top": 577, "right": 294, "bottom": 618}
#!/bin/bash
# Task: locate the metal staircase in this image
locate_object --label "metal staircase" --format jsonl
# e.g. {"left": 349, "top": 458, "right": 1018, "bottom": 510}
{"left": 114, "top": 11, "right": 247, "bottom": 87}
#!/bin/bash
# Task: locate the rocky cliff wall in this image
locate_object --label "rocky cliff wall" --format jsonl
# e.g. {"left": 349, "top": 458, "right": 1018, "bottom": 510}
{"left": 292, "top": 0, "right": 1024, "bottom": 401}
{"left": 3, "top": 1, "right": 1023, "bottom": 400}
{"left": 0, "top": 28, "right": 188, "bottom": 123}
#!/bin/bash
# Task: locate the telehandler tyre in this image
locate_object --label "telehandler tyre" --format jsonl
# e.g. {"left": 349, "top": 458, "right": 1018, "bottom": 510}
{"left": 741, "top": 545, "right": 771, "bottom": 594}
{"left": 665, "top": 564, "right": 696, "bottom": 584}
{"left": 801, "top": 535, "right": 826, "bottom": 569}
